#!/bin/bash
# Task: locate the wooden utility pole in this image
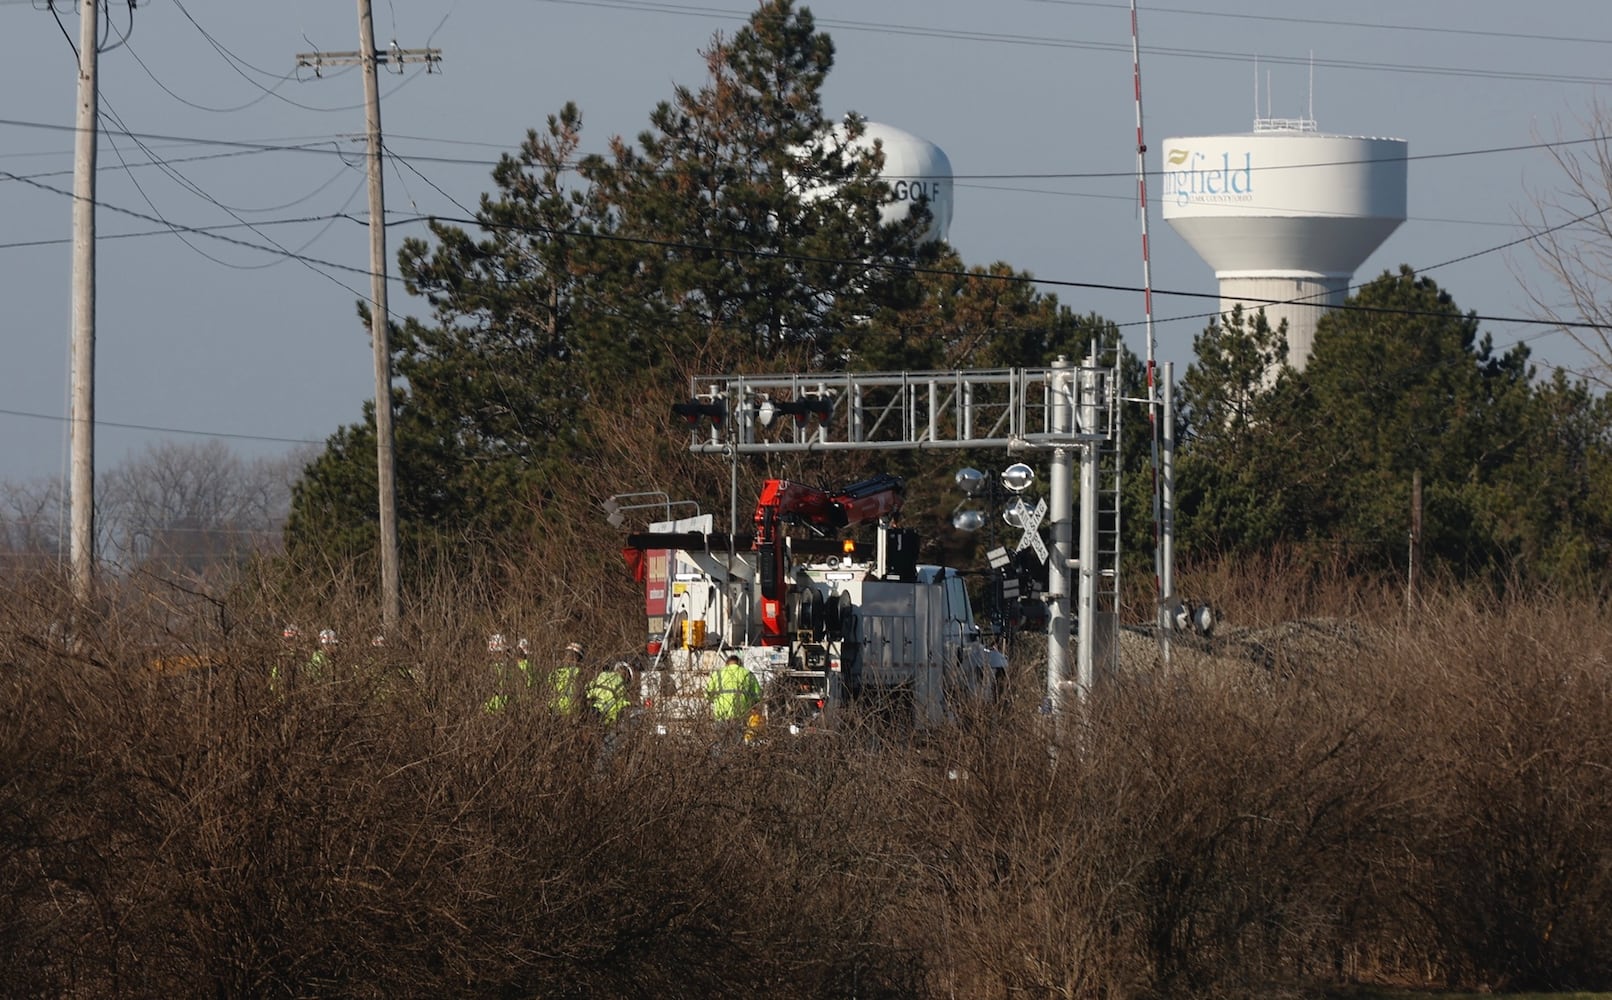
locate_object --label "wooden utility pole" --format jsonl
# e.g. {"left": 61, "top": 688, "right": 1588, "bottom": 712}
{"left": 296, "top": 14, "right": 439, "bottom": 634}
{"left": 1407, "top": 469, "right": 1423, "bottom": 612}
{"left": 69, "top": 0, "right": 100, "bottom": 606}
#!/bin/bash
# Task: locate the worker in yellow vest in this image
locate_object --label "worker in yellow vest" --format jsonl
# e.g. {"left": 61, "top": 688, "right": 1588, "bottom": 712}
{"left": 547, "top": 641, "right": 585, "bottom": 716}
{"left": 707, "top": 653, "right": 761, "bottom": 726}
{"left": 484, "top": 633, "right": 514, "bottom": 713}
{"left": 586, "top": 660, "right": 632, "bottom": 724}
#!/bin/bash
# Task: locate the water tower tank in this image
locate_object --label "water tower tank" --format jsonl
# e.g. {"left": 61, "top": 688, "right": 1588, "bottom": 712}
{"left": 1161, "top": 120, "right": 1406, "bottom": 368}
{"left": 808, "top": 121, "right": 953, "bottom": 244}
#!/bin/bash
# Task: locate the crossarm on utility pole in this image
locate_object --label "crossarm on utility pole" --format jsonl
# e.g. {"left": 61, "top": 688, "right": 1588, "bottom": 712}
{"left": 296, "top": 10, "right": 442, "bottom": 635}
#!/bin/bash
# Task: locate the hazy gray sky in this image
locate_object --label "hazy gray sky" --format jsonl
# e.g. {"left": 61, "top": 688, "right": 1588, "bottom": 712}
{"left": 2, "top": 0, "right": 1606, "bottom": 483}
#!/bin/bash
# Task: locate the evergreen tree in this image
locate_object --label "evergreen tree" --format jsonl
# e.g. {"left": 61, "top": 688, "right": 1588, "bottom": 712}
{"left": 577, "top": 0, "right": 927, "bottom": 380}
{"left": 1171, "top": 266, "right": 1612, "bottom": 587}
{"left": 1476, "top": 367, "right": 1612, "bottom": 585}
{"left": 287, "top": 1, "right": 942, "bottom": 569}
{"left": 1302, "top": 267, "right": 1534, "bottom": 575}
{"left": 287, "top": 105, "right": 603, "bottom": 565}
{"left": 1174, "top": 304, "right": 1312, "bottom": 558}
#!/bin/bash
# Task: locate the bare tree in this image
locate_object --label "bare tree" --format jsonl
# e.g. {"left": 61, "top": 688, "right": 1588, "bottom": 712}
{"left": 1519, "top": 98, "right": 1612, "bottom": 389}
{"left": 97, "top": 441, "right": 308, "bottom": 576}
{"left": 0, "top": 478, "right": 65, "bottom": 572}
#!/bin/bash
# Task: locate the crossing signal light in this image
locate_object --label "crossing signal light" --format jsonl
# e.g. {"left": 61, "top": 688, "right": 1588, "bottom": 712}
{"left": 774, "top": 397, "right": 832, "bottom": 425}
{"left": 672, "top": 399, "right": 725, "bottom": 426}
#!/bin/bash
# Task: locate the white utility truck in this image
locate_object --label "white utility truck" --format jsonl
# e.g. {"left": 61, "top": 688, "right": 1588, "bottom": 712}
{"left": 622, "top": 475, "right": 1006, "bottom": 730}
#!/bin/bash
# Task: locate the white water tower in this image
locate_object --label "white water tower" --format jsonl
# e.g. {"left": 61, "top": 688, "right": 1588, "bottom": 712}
{"left": 1161, "top": 116, "right": 1406, "bottom": 368}
{"left": 800, "top": 120, "right": 954, "bottom": 244}
{"left": 857, "top": 121, "right": 953, "bottom": 244}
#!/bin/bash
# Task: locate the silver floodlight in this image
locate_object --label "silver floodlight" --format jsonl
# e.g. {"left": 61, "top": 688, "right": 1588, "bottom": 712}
{"left": 954, "top": 467, "right": 987, "bottom": 497}
{"left": 1001, "top": 463, "right": 1035, "bottom": 494}
{"left": 951, "top": 509, "right": 987, "bottom": 532}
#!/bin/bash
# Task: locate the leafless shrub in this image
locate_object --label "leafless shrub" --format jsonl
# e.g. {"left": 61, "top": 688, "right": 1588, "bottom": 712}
{"left": 3, "top": 560, "right": 1610, "bottom": 998}
{"left": 1380, "top": 591, "right": 1612, "bottom": 991}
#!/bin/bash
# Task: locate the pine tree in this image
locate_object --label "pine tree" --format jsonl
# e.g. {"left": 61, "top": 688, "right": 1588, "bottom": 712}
{"left": 286, "top": 1, "right": 943, "bottom": 568}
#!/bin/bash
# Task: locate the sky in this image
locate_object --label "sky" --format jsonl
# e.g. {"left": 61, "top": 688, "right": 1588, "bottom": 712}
{"left": 2, "top": 0, "right": 1609, "bottom": 485}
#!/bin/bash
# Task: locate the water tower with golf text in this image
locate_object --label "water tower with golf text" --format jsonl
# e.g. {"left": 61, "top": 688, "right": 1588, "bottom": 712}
{"left": 856, "top": 121, "right": 953, "bottom": 244}
{"left": 1161, "top": 114, "right": 1406, "bottom": 368}
{"left": 799, "top": 120, "right": 953, "bottom": 245}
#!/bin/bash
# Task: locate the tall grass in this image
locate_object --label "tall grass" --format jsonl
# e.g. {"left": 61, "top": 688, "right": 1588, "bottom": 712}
{"left": 2, "top": 559, "right": 1608, "bottom": 998}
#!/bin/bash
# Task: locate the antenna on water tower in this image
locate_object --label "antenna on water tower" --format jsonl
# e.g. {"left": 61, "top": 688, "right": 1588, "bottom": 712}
{"left": 1309, "top": 51, "right": 1316, "bottom": 124}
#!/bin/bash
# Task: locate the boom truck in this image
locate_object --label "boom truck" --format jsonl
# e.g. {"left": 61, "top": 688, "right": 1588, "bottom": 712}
{"left": 623, "top": 474, "right": 1007, "bottom": 731}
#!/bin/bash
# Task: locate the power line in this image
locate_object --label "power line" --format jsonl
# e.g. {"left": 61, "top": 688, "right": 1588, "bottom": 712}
{"left": 1028, "top": 0, "right": 1612, "bottom": 49}
{"left": 409, "top": 208, "right": 1612, "bottom": 333}
{"left": 9, "top": 135, "right": 1604, "bottom": 341}
{"left": 0, "top": 208, "right": 426, "bottom": 251}
{"left": 5, "top": 115, "right": 1611, "bottom": 182}
{"left": 0, "top": 140, "right": 348, "bottom": 179}
{"left": 0, "top": 405, "right": 325, "bottom": 445}
{"left": 123, "top": 33, "right": 297, "bottom": 114}
{"left": 531, "top": 0, "right": 1612, "bottom": 87}
{"left": 0, "top": 167, "right": 409, "bottom": 290}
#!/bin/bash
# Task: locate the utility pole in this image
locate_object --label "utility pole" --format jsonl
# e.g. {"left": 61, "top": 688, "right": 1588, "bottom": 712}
{"left": 68, "top": 0, "right": 100, "bottom": 607}
{"left": 296, "top": 12, "right": 439, "bottom": 634}
{"left": 1407, "top": 469, "right": 1422, "bottom": 612}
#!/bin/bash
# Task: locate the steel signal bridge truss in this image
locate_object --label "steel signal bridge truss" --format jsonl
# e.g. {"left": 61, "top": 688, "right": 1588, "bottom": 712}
{"left": 673, "top": 357, "right": 1123, "bottom": 712}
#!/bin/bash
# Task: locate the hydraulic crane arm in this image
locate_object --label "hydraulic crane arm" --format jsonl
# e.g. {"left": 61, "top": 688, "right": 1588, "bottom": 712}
{"left": 754, "top": 473, "right": 905, "bottom": 534}
{"left": 753, "top": 474, "right": 904, "bottom": 643}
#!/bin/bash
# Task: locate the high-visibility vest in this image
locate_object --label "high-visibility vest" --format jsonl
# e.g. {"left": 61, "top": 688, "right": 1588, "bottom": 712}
{"left": 707, "top": 661, "right": 761, "bottom": 721}
{"left": 586, "top": 670, "right": 627, "bottom": 723}
{"left": 270, "top": 648, "right": 328, "bottom": 694}
{"left": 548, "top": 664, "right": 581, "bottom": 715}
{"left": 485, "top": 658, "right": 512, "bottom": 713}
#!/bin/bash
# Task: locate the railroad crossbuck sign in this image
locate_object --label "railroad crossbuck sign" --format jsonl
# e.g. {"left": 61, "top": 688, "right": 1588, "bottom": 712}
{"left": 1008, "top": 497, "right": 1048, "bottom": 562}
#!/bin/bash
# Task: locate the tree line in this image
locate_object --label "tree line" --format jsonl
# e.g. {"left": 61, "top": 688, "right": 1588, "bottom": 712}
{"left": 280, "top": 0, "right": 1611, "bottom": 601}
{"left": 12, "top": 0, "right": 1607, "bottom": 601}
{"left": 0, "top": 439, "right": 303, "bottom": 580}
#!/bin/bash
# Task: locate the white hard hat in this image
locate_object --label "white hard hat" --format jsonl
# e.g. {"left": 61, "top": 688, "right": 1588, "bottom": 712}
{"left": 565, "top": 641, "right": 584, "bottom": 657}
{"left": 517, "top": 638, "right": 531, "bottom": 655}
{"left": 318, "top": 629, "right": 338, "bottom": 646}
{"left": 282, "top": 624, "right": 301, "bottom": 640}
{"left": 488, "top": 633, "right": 507, "bottom": 653}
{"left": 371, "top": 634, "right": 386, "bottom": 648}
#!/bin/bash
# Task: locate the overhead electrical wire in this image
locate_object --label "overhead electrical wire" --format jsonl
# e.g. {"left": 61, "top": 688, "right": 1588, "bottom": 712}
{"left": 91, "top": 86, "right": 375, "bottom": 281}
{"left": 7, "top": 115, "right": 1603, "bottom": 346}
{"left": 6, "top": 3, "right": 1596, "bottom": 463}
{"left": 0, "top": 405, "right": 325, "bottom": 445}
{"left": 9, "top": 142, "right": 1600, "bottom": 340}
{"left": 4, "top": 112, "right": 1609, "bottom": 185}
{"left": 0, "top": 168, "right": 424, "bottom": 286}
{"left": 388, "top": 208, "right": 1612, "bottom": 333}
{"left": 0, "top": 213, "right": 370, "bottom": 251}
{"left": 1027, "top": 0, "right": 1612, "bottom": 49}
{"left": 124, "top": 35, "right": 296, "bottom": 115}
{"left": 0, "top": 141, "right": 346, "bottom": 181}
{"left": 0, "top": 190, "right": 1593, "bottom": 446}
{"left": 530, "top": 0, "right": 1612, "bottom": 87}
